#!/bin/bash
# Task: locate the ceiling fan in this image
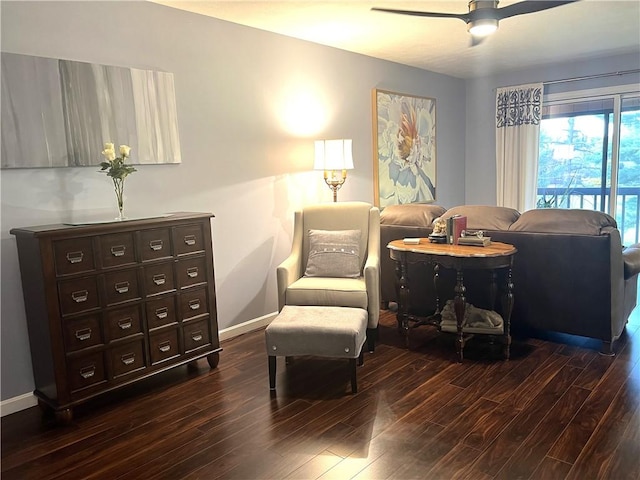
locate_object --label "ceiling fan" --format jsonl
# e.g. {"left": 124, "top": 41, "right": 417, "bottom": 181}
{"left": 372, "top": 1, "right": 578, "bottom": 45}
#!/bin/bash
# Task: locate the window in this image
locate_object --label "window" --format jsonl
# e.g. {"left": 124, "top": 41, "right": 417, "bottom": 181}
{"left": 538, "top": 87, "right": 640, "bottom": 244}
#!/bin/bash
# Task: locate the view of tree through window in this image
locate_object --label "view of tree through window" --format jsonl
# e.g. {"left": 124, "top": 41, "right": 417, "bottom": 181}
{"left": 537, "top": 93, "right": 640, "bottom": 244}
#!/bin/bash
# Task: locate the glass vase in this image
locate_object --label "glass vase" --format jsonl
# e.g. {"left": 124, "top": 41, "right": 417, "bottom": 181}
{"left": 113, "top": 178, "right": 126, "bottom": 221}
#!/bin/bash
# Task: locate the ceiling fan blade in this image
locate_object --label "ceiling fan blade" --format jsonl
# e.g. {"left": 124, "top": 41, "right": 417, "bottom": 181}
{"left": 495, "top": 0, "right": 578, "bottom": 20}
{"left": 371, "top": 7, "right": 468, "bottom": 22}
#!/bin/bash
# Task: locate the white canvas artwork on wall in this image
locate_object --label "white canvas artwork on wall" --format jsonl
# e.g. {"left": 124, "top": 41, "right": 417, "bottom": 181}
{"left": 1, "top": 52, "right": 182, "bottom": 168}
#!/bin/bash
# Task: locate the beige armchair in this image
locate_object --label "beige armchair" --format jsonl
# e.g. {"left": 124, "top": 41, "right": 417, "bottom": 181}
{"left": 276, "top": 202, "right": 380, "bottom": 351}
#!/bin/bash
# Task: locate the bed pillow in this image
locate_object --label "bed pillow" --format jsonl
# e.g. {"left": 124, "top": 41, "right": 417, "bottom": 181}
{"left": 304, "top": 229, "right": 361, "bottom": 278}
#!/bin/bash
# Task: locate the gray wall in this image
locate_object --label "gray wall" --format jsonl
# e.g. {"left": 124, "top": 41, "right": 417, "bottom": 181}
{"left": 464, "top": 53, "right": 640, "bottom": 205}
{"left": 0, "top": 1, "right": 467, "bottom": 401}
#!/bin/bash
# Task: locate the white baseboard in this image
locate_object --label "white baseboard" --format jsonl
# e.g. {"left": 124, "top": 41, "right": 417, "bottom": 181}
{"left": 0, "top": 392, "right": 38, "bottom": 417}
{"left": 0, "top": 312, "right": 278, "bottom": 417}
{"left": 219, "top": 311, "right": 277, "bottom": 341}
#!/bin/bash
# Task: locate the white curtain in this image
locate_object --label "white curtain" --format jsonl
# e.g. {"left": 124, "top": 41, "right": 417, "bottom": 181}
{"left": 495, "top": 83, "right": 544, "bottom": 211}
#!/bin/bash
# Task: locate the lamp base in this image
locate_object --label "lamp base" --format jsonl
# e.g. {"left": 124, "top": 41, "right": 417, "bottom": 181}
{"left": 324, "top": 169, "right": 347, "bottom": 202}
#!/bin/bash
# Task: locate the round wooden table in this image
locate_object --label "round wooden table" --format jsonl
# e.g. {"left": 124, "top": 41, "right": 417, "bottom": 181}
{"left": 388, "top": 239, "right": 517, "bottom": 362}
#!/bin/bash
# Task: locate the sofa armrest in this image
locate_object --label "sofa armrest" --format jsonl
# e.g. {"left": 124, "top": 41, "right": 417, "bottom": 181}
{"left": 623, "top": 243, "right": 640, "bottom": 280}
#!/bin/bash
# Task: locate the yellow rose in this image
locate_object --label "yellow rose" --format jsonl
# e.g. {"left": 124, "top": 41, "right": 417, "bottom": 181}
{"left": 119, "top": 145, "right": 131, "bottom": 158}
{"left": 101, "top": 144, "right": 116, "bottom": 161}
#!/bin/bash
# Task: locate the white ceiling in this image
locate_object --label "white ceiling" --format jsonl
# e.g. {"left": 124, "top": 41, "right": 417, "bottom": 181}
{"left": 151, "top": 1, "right": 640, "bottom": 79}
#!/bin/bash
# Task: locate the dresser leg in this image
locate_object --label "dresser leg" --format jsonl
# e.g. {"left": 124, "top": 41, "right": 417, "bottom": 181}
{"left": 187, "top": 360, "right": 200, "bottom": 372}
{"left": 206, "top": 352, "right": 220, "bottom": 369}
{"left": 55, "top": 408, "right": 73, "bottom": 425}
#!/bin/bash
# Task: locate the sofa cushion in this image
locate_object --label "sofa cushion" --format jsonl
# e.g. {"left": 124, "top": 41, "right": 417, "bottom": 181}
{"left": 510, "top": 209, "right": 617, "bottom": 235}
{"left": 439, "top": 205, "right": 520, "bottom": 231}
{"left": 304, "top": 229, "right": 361, "bottom": 278}
{"left": 380, "top": 204, "right": 446, "bottom": 227}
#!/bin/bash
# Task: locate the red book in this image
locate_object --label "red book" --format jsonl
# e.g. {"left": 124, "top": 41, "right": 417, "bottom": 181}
{"left": 447, "top": 215, "right": 467, "bottom": 245}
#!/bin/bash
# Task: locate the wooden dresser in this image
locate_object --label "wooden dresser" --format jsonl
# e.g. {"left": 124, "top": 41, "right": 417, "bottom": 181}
{"left": 10, "top": 212, "right": 221, "bottom": 423}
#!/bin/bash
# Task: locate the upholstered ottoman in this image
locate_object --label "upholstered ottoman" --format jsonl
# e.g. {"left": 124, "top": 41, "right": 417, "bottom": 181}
{"left": 265, "top": 305, "right": 368, "bottom": 393}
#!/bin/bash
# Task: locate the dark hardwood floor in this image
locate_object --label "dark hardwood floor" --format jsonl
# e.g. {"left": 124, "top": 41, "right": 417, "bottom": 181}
{"left": 3, "top": 305, "right": 640, "bottom": 480}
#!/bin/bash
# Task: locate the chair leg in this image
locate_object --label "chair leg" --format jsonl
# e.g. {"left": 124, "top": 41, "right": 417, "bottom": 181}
{"left": 268, "top": 356, "right": 276, "bottom": 390}
{"left": 358, "top": 349, "right": 364, "bottom": 366}
{"left": 367, "top": 326, "right": 378, "bottom": 353}
{"left": 349, "top": 358, "right": 357, "bottom": 393}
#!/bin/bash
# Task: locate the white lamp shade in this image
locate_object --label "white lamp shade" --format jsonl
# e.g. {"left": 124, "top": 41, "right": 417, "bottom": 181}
{"left": 314, "top": 139, "right": 354, "bottom": 170}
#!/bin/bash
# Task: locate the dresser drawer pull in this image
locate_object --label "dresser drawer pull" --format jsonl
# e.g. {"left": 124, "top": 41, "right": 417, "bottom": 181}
{"left": 121, "top": 353, "right": 136, "bottom": 365}
{"left": 79, "top": 365, "right": 96, "bottom": 379}
{"left": 110, "top": 245, "right": 126, "bottom": 257}
{"left": 115, "top": 282, "right": 130, "bottom": 294}
{"left": 118, "top": 318, "right": 132, "bottom": 330}
{"left": 75, "top": 328, "right": 92, "bottom": 341}
{"left": 149, "top": 240, "right": 164, "bottom": 251}
{"left": 71, "top": 290, "right": 89, "bottom": 303}
{"left": 158, "top": 341, "right": 171, "bottom": 353}
{"left": 191, "top": 331, "right": 203, "bottom": 342}
{"left": 153, "top": 274, "right": 166, "bottom": 286}
{"left": 66, "top": 251, "right": 84, "bottom": 264}
{"left": 189, "top": 299, "right": 201, "bottom": 310}
{"left": 155, "top": 307, "right": 168, "bottom": 319}
{"left": 184, "top": 235, "right": 197, "bottom": 246}
{"left": 187, "top": 267, "right": 199, "bottom": 278}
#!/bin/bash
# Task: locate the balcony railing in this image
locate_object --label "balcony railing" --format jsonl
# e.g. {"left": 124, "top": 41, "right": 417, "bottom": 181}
{"left": 536, "top": 186, "right": 640, "bottom": 245}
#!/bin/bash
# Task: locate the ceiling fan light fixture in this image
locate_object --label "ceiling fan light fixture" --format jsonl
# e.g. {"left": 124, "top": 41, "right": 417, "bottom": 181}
{"left": 468, "top": 17, "right": 498, "bottom": 37}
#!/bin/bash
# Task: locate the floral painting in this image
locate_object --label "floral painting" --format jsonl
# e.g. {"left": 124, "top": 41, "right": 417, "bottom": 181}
{"left": 373, "top": 89, "right": 436, "bottom": 207}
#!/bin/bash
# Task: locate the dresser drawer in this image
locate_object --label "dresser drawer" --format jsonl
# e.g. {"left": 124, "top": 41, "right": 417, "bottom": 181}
{"left": 58, "top": 277, "right": 100, "bottom": 316}
{"left": 67, "top": 352, "right": 106, "bottom": 392}
{"left": 53, "top": 237, "right": 96, "bottom": 277}
{"left": 106, "top": 305, "right": 143, "bottom": 341}
{"left": 146, "top": 296, "right": 178, "bottom": 330}
{"left": 176, "top": 256, "right": 207, "bottom": 289}
{"left": 183, "top": 319, "right": 211, "bottom": 354}
{"left": 143, "top": 262, "right": 176, "bottom": 297}
{"left": 173, "top": 224, "right": 205, "bottom": 256}
{"left": 63, "top": 314, "right": 103, "bottom": 352}
{"left": 99, "top": 232, "right": 136, "bottom": 268}
{"left": 139, "top": 228, "right": 172, "bottom": 262}
{"left": 110, "top": 339, "right": 146, "bottom": 378}
{"left": 180, "top": 287, "right": 209, "bottom": 321}
{"left": 104, "top": 269, "right": 141, "bottom": 306}
{"left": 149, "top": 328, "right": 180, "bottom": 364}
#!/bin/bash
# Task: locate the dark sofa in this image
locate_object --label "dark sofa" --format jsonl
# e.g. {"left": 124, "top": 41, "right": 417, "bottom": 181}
{"left": 380, "top": 204, "right": 640, "bottom": 354}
